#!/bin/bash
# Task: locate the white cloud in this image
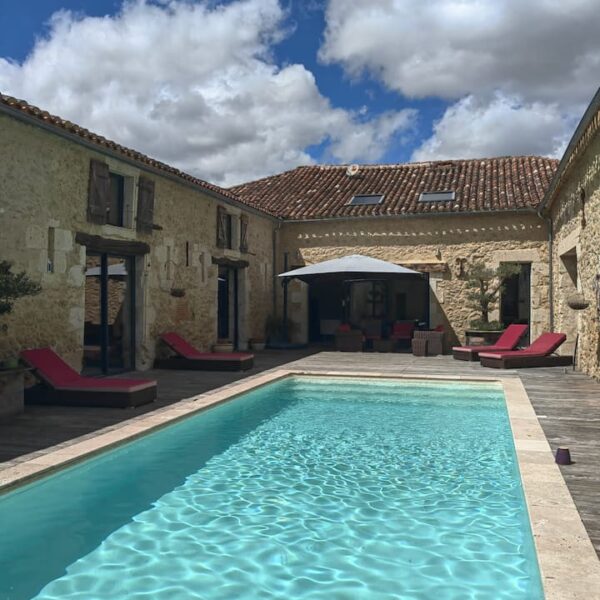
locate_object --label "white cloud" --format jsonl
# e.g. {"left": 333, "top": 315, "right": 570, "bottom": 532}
{"left": 320, "top": 0, "right": 600, "bottom": 104}
{"left": 0, "top": 0, "right": 415, "bottom": 186}
{"left": 412, "top": 94, "right": 578, "bottom": 162}
{"left": 320, "top": 0, "right": 600, "bottom": 161}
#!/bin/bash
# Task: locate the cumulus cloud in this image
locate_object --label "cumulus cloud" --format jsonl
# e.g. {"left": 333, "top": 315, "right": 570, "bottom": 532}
{"left": 412, "top": 94, "right": 578, "bottom": 161}
{"left": 0, "top": 0, "right": 415, "bottom": 185}
{"left": 320, "top": 0, "right": 600, "bottom": 160}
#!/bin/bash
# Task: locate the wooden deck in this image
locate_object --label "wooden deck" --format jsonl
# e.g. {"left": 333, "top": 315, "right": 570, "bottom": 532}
{"left": 1, "top": 349, "right": 599, "bottom": 556}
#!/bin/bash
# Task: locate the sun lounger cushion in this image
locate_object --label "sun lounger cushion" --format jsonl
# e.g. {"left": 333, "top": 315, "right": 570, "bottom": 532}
{"left": 161, "top": 332, "right": 253, "bottom": 361}
{"left": 478, "top": 333, "right": 566, "bottom": 360}
{"left": 21, "top": 348, "right": 156, "bottom": 392}
{"left": 452, "top": 323, "right": 528, "bottom": 354}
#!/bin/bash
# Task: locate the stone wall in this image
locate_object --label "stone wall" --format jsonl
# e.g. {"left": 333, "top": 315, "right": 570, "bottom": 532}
{"left": 278, "top": 213, "right": 550, "bottom": 346}
{"left": 0, "top": 113, "right": 275, "bottom": 370}
{"left": 549, "top": 129, "right": 600, "bottom": 378}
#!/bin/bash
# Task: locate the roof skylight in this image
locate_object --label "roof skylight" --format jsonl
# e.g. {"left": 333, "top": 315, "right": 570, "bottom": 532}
{"left": 348, "top": 194, "right": 384, "bottom": 206}
{"left": 418, "top": 191, "right": 455, "bottom": 202}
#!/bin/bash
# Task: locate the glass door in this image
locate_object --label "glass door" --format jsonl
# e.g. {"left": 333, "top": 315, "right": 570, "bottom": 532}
{"left": 84, "top": 252, "right": 135, "bottom": 374}
{"left": 217, "top": 266, "right": 238, "bottom": 348}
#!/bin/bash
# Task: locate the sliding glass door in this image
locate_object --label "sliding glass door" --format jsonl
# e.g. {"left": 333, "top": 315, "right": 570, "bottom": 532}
{"left": 84, "top": 252, "right": 136, "bottom": 374}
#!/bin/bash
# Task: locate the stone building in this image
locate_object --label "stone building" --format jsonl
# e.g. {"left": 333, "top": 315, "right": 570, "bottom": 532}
{"left": 540, "top": 88, "right": 600, "bottom": 378}
{"left": 233, "top": 159, "right": 556, "bottom": 347}
{"left": 0, "top": 95, "right": 277, "bottom": 372}
{"left": 5, "top": 88, "right": 600, "bottom": 375}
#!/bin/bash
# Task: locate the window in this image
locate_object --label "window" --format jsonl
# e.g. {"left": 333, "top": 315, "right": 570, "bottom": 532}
{"left": 87, "top": 160, "right": 144, "bottom": 229}
{"left": 348, "top": 194, "right": 384, "bottom": 206}
{"left": 418, "top": 191, "right": 455, "bottom": 202}
{"left": 225, "top": 214, "right": 233, "bottom": 249}
{"left": 217, "top": 207, "right": 235, "bottom": 249}
{"left": 107, "top": 173, "right": 125, "bottom": 226}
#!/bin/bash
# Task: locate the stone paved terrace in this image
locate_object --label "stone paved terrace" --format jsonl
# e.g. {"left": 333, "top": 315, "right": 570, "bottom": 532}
{"left": 1, "top": 350, "right": 599, "bottom": 557}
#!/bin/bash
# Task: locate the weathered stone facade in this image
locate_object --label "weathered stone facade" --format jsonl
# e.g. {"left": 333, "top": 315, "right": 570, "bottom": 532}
{"left": 0, "top": 113, "right": 276, "bottom": 370}
{"left": 547, "top": 119, "right": 600, "bottom": 378}
{"left": 278, "top": 213, "right": 550, "bottom": 346}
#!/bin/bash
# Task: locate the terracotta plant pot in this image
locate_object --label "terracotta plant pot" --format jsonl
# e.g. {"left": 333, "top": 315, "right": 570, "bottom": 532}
{"left": 213, "top": 341, "right": 234, "bottom": 353}
{"left": 567, "top": 293, "right": 589, "bottom": 310}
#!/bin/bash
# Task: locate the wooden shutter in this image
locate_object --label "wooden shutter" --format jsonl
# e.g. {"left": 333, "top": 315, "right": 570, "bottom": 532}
{"left": 137, "top": 176, "right": 155, "bottom": 233}
{"left": 240, "top": 214, "right": 249, "bottom": 253}
{"left": 87, "top": 159, "right": 110, "bottom": 224}
{"left": 216, "top": 206, "right": 227, "bottom": 248}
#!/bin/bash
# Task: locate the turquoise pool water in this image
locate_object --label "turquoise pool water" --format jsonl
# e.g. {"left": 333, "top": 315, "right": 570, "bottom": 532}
{"left": 0, "top": 376, "right": 543, "bottom": 599}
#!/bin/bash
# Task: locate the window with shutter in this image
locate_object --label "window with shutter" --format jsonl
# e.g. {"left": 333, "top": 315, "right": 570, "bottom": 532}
{"left": 107, "top": 173, "right": 125, "bottom": 227}
{"left": 240, "top": 215, "right": 249, "bottom": 253}
{"left": 88, "top": 159, "right": 110, "bottom": 224}
{"left": 216, "top": 206, "right": 228, "bottom": 248}
{"left": 137, "top": 176, "right": 155, "bottom": 233}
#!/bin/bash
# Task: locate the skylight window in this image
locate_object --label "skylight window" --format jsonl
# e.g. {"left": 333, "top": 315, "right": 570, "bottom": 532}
{"left": 348, "top": 194, "right": 384, "bottom": 206}
{"left": 418, "top": 191, "right": 455, "bottom": 202}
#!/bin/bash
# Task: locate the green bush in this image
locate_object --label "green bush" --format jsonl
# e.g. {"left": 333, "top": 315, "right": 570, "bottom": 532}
{"left": 0, "top": 260, "right": 41, "bottom": 318}
{"left": 465, "top": 262, "right": 520, "bottom": 326}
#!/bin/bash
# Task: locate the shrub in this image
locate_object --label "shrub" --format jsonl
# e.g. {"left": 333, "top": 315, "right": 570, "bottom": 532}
{"left": 465, "top": 262, "right": 520, "bottom": 329}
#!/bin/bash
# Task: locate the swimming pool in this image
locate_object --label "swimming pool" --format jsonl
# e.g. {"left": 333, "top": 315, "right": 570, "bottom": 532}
{"left": 0, "top": 376, "right": 543, "bottom": 599}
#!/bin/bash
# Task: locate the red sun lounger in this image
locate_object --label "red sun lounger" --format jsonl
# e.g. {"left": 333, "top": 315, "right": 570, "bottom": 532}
{"left": 452, "top": 324, "right": 529, "bottom": 361}
{"left": 155, "top": 332, "right": 254, "bottom": 371}
{"left": 21, "top": 348, "right": 157, "bottom": 408}
{"left": 479, "top": 333, "right": 573, "bottom": 369}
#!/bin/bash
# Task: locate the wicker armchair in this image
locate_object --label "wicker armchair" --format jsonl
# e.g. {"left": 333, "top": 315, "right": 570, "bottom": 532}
{"left": 334, "top": 328, "right": 364, "bottom": 352}
{"left": 412, "top": 330, "right": 445, "bottom": 355}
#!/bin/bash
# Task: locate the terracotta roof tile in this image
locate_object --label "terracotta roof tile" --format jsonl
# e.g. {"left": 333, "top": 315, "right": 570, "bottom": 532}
{"left": 231, "top": 157, "right": 558, "bottom": 219}
{"left": 0, "top": 93, "right": 257, "bottom": 212}
{"left": 1, "top": 93, "right": 559, "bottom": 221}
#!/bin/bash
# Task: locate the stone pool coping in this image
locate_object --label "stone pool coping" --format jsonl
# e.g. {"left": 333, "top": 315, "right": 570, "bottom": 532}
{"left": 1, "top": 369, "right": 599, "bottom": 599}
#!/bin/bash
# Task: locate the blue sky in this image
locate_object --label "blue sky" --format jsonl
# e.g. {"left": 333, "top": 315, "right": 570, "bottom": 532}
{"left": 0, "top": 1, "right": 598, "bottom": 185}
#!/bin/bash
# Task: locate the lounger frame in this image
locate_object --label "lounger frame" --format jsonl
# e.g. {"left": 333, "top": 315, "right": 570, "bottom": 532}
{"left": 154, "top": 355, "right": 254, "bottom": 372}
{"left": 25, "top": 383, "right": 156, "bottom": 408}
{"left": 479, "top": 354, "right": 573, "bottom": 369}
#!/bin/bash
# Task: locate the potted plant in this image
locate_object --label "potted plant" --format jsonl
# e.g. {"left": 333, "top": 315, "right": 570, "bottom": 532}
{"left": 464, "top": 262, "right": 520, "bottom": 345}
{"left": 249, "top": 337, "right": 266, "bottom": 351}
{"left": 212, "top": 338, "right": 234, "bottom": 353}
{"left": 265, "top": 315, "right": 298, "bottom": 347}
{"left": 0, "top": 261, "right": 41, "bottom": 417}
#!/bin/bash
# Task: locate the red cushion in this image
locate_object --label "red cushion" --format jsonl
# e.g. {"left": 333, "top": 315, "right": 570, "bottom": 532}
{"left": 21, "top": 347, "right": 156, "bottom": 392}
{"left": 60, "top": 378, "right": 156, "bottom": 392}
{"left": 161, "top": 333, "right": 253, "bottom": 361}
{"left": 162, "top": 332, "right": 205, "bottom": 359}
{"left": 338, "top": 323, "right": 351, "bottom": 333}
{"left": 494, "top": 324, "right": 529, "bottom": 349}
{"left": 453, "top": 345, "right": 515, "bottom": 353}
{"left": 390, "top": 322, "right": 414, "bottom": 339}
{"left": 480, "top": 332, "right": 566, "bottom": 359}
{"left": 21, "top": 348, "right": 81, "bottom": 387}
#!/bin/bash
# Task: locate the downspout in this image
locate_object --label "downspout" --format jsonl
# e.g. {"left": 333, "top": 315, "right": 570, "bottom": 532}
{"left": 539, "top": 210, "right": 554, "bottom": 331}
{"left": 547, "top": 216, "right": 554, "bottom": 331}
{"left": 272, "top": 219, "right": 283, "bottom": 314}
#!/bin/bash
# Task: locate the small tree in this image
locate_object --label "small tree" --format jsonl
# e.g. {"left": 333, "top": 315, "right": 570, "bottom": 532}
{"left": 0, "top": 261, "right": 41, "bottom": 322}
{"left": 465, "top": 262, "right": 521, "bottom": 329}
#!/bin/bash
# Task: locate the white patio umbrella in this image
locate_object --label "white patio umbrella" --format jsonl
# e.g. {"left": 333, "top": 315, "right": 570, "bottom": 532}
{"left": 278, "top": 254, "right": 420, "bottom": 282}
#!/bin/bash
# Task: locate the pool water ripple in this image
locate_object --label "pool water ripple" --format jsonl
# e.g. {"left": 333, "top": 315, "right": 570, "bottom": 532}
{"left": 0, "top": 377, "right": 543, "bottom": 599}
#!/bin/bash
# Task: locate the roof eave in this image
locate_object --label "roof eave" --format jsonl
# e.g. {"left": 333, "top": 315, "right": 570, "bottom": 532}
{"left": 0, "top": 99, "right": 278, "bottom": 222}
{"left": 538, "top": 86, "right": 600, "bottom": 216}
{"left": 279, "top": 207, "right": 541, "bottom": 223}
